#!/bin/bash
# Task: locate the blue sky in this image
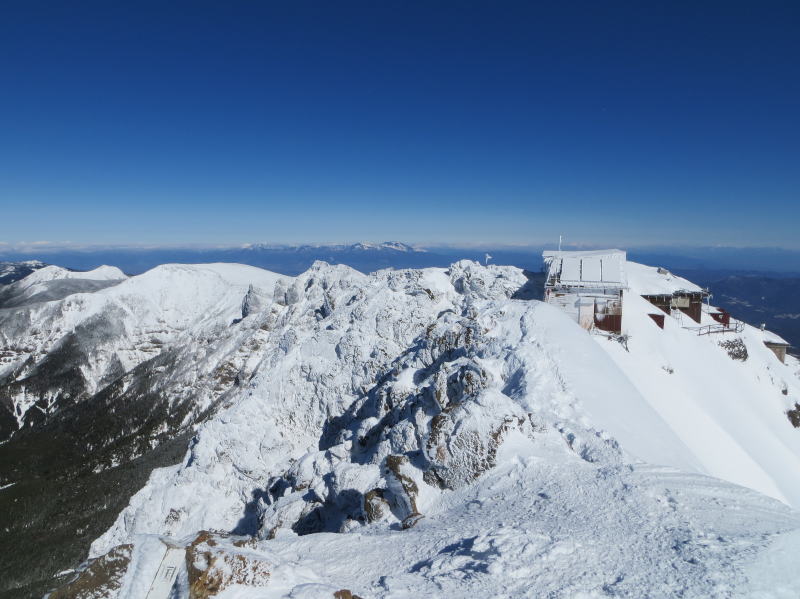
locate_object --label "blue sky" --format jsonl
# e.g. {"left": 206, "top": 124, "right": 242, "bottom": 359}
{"left": 1, "top": 1, "right": 798, "bottom": 248}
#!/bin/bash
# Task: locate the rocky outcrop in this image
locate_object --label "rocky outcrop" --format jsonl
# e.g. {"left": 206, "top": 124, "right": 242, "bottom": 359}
{"left": 363, "top": 488, "right": 389, "bottom": 523}
{"left": 424, "top": 412, "right": 538, "bottom": 490}
{"left": 48, "top": 544, "right": 133, "bottom": 599}
{"left": 788, "top": 403, "right": 800, "bottom": 428}
{"left": 384, "top": 454, "right": 421, "bottom": 522}
{"left": 250, "top": 276, "right": 539, "bottom": 538}
{"left": 240, "top": 284, "right": 269, "bottom": 318}
{"left": 186, "top": 531, "right": 271, "bottom": 599}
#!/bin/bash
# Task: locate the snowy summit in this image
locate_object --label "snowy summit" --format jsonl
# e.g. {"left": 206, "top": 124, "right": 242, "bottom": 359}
{"left": 1, "top": 256, "right": 799, "bottom": 598}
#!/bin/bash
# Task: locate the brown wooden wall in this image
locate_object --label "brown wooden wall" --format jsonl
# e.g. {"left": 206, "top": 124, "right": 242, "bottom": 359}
{"left": 594, "top": 313, "right": 622, "bottom": 333}
{"left": 679, "top": 297, "right": 703, "bottom": 324}
{"left": 643, "top": 295, "right": 671, "bottom": 314}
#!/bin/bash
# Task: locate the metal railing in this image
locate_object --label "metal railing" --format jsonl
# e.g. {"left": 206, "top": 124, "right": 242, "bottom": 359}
{"left": 686, "top": 321, "right": 744, "bottom": 336}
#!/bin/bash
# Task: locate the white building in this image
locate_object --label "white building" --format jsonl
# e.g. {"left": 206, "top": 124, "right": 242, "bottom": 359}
{"left": 542, "top": 249, "right": 627, "bottom": 333}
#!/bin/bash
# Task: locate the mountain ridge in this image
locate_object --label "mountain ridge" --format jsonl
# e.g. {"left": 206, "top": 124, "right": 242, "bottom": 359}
{"left": 1, "top": 258, "right": 799, "bottom": 597}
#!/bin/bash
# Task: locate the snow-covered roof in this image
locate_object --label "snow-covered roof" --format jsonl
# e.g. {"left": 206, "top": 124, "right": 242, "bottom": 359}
{"left": 761, "top": 328, "right": 790, "bottom": 346}
{"left": 543, "top": 249, "right": 627, "bottom": 288}
{"left": 625, "top": 262, "right": 703, "bottom": 296}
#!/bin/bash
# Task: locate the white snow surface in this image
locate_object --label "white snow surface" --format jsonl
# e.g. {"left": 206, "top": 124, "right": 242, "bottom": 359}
{"left": 761, "top": 327, "right": 791, "bottom": 345}
{"left": 114, "top": 444, "right": 800, "bottom": 598}
{"left": 32, "top": 259, "right": 800, "bottom": 597}
{"left": 18, "top": 263, "right": 127, "bottom": 284}
{"left": 0, "top": 264, "right": 128, "bottom": 313}
{"left": 625, "top": 261, "right": 703, "bottom": 295}
{"left": 599, "top": 268, "right": 800, "bottom": 507}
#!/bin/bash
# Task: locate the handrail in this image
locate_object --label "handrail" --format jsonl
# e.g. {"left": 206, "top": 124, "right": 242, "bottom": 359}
{"left": 685, "top": 322, "right": 744, "bottom": 336}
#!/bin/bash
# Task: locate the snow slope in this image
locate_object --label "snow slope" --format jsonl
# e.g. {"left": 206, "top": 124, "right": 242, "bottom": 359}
{"left": 114, "top": 451, "right": 800, "bottom": 599}
{"left": 18, "top": 264, "right": 126, "bottom": 284}
{"left": 597, "top": 263, "right": 800, "bottom": 506}
{"left": 0, "top": 264, "right": 127, "bottom": 311}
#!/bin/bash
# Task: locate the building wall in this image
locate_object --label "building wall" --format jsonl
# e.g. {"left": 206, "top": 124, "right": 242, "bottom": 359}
{"left": 678, "top": 298, "right": 703, "bottom": 324}
{"left": 643, "top": 295, "right": 671, "bottom": 315}
{"left": 765, "top": 342, "right": 788, "bottom": 364}
{"left": 643, "top": 293, "right": 705, "bottom": 324}
{"left": 545, "top": 288, "right": 623, "bottom": 333}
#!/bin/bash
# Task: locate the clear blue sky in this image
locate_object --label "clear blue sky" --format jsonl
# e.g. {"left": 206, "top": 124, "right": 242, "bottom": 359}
{"left": 1, "top": 1, "right": 798, "bottom": 247}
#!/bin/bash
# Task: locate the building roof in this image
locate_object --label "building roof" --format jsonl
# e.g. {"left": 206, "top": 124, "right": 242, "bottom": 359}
{"left": 762, "top": 328, "right": 791, "bottom": 346}
{"left": 542, "top": 249, "right": 627, "bottom": 288}
{"left": 625, "top": 262, "right": 703, "bottom": 296}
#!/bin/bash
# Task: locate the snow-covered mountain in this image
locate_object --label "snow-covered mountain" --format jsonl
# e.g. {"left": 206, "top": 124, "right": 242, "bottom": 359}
{"left": 0, "top": 260, "right": 47, "bottom": 286}
{"left": 0, "top": 263, "right": 280, "bottom": 439}
{"left": 1, "top": 259, "right": 799, "bottom": 598}
{"left": 0, "top": 264, "right": 127, "bottom": 310}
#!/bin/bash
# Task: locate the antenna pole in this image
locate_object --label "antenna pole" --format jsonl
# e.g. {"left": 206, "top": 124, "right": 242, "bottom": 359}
{"left": 558, "top": 235, "right": 563, "bottom": 253}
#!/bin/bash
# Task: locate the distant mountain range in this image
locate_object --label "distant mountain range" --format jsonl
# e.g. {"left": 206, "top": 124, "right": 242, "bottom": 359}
{"left": 1, "top": 242, "right": 798, "bottom": 277}
{"left": 1, "top": 243, "right": 797, "bottom": 349}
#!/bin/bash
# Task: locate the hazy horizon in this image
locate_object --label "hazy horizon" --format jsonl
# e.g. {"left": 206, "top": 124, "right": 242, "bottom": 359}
{"left": 3, "top": 240, "right": 800, "bottom": 252}
{"left": 3, "top": 239, "right": 800, "bottom": 276}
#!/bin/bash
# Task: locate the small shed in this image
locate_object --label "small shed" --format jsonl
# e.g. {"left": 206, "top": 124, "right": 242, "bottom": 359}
{"left": 709, "top": 308, "right": 731, "bottom": 327}
{"left": 629, "top": 264, "right": 710, "bottom": 325}
{"left": 672, "top": 290, "right": 708, "bottom": 324}
{"left": 762, "top": 329, "right": 791, "bottom": 364}
{"left": 640, "top": 290, "right": 709, "bottom": 324}
{"left": 542, "top": 249, "right": 627, "bottom": 334}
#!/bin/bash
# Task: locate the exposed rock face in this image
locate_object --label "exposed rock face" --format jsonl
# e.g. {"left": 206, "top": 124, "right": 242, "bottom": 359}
{"left": 48, "top": 544, "right": 133, "bottom": 599}
{"left": 363, "top": 488, "right": 389, "bottom": 523}
{"left": 384, "top": 454, "right": 419, "bottom": 519}
{"left": 236, "top": 263, "right": 538, "bottom": 541}
{"left": 186, "top": 532, "right": 271, "bottom": 599}
{"left": 788, "top": 403, "right": 800, "bottom": 428}
{"left": 240, "top": 284, "right": 270, "bottom": 319}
